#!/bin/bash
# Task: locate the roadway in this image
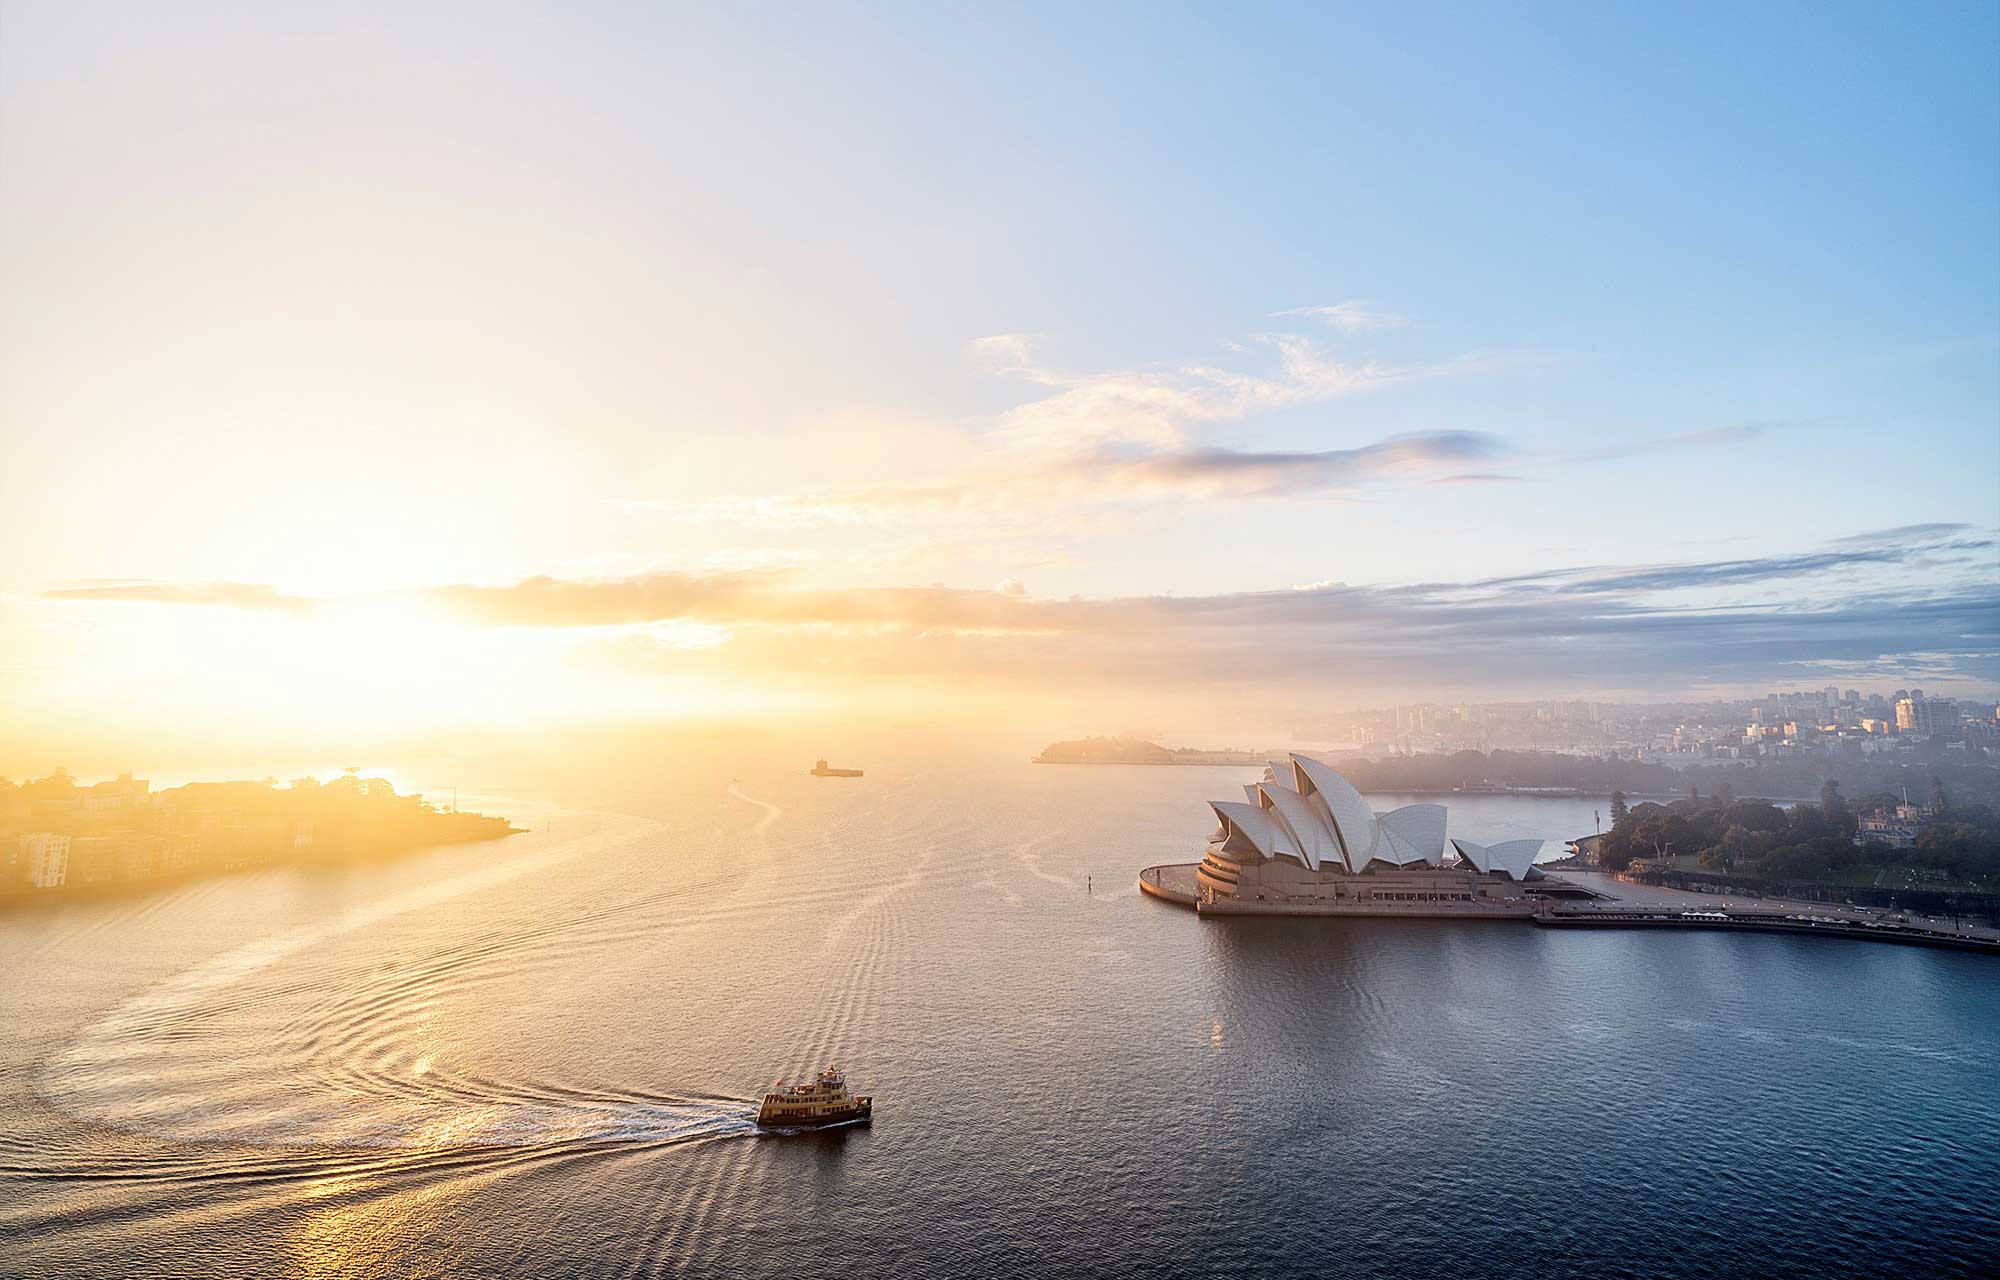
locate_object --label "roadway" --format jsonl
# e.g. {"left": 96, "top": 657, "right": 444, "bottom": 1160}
{"left": 1552, "top": 870, "right": 2000, "bottom": 942}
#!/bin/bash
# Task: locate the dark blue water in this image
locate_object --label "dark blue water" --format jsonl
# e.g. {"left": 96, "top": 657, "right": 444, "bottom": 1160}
{"left": 3, "top": 753, "right": 1995, "bottom": 1278}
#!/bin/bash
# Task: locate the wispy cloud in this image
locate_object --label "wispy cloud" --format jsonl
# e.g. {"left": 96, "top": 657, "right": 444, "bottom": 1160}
{"left": 645, "top": 320, "right": 1534, "bottom": 520}
{"left": 1433, "top": 472, "right": 1522, "bottom": 485}
{"left": 1080, "top": 432, "right": 1506, "bottom": 499}
{"left": 1272, "top": 301, "right": 1410, "bottom": 333}
{"left": 618, "top": 312, "right": 1566, "bottom": 528}
{"left": 41, "top": 581, "right": 316, "bottom": 614}
{"left": 1831, "top": 522, "right": 1972, "bottom": 546}
{"left": 966, "top": 333, "right": 1043, "bottom": 377}
{"left": 47, "top": 530, "right": 1997, "bottom": 696}
{"left": 1452, "top": 525, "right": 1996, "bottom": 598}
{"left": 1565, "top": 422, "right": 1778, "bottom": 463}
{"left": 971, "top": 317, "right": 1493, "bottom": 452}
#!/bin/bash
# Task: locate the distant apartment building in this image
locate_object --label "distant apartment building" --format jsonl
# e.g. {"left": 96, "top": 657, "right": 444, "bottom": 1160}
{"left": 17, "top": 833, "right": 71, "bottom": 888}
{"left": 81, "top": 772, "right": 150, "bottom": 817}
{"left": 1857, "top": 803, "right": 1935, "bottom": 850}
{"left": 68, "top": 833, "right": 160, "bottom": 884}
{"left": 1895, "top": 696, "right": 1959, "bottom": 737}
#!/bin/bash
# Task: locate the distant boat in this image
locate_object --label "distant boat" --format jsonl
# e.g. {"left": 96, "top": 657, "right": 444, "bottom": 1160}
{"left": 810, "top": 758, "right": 863, "bottom": 778}
{"left": 757, "top": 1066, "right": 872, "bottom": 1127}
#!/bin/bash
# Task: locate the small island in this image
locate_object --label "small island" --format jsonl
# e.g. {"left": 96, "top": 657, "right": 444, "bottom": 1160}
{"left": 3, "top": 768, "right": 522, "bottom": 901}
{"left": 1033, "top": 736, "right": 1277, "bottom": 766}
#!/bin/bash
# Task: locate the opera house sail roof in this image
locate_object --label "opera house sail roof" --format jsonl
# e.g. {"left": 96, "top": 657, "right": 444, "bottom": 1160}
{"left": 1448, "top": 838, "right": 1546, "bottom": 881}
{"left": 1206, "top": 754, "right": 1544, "bottom": 879}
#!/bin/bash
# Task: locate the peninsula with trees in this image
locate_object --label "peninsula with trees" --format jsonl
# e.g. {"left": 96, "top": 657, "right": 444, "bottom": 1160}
{"left": 1590, "top": 777, "right": 2000, "bottom": 918}
{"left": 3, "top": 768, "right": 521, "bottom": 901}
{"left": 1033, "top": 737, "right": 1273, "bottom": 765}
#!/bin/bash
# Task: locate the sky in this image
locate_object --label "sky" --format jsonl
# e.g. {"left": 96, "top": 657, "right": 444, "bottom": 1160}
{"left": 2, "top": 2, "right": 1997, "bottom": 765}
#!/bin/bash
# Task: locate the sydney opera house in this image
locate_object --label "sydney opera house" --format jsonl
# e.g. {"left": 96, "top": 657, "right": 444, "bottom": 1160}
{"left": 1140, "top": 754, "right": 1577, "bottom": 917}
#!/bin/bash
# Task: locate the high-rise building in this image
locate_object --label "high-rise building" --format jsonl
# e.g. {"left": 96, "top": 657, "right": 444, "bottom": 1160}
{"left": 1895, "top": 697, "right": 1958, "bottom": 737}
{"left": 17, "top": 833, "right": 70, "bottom": 888}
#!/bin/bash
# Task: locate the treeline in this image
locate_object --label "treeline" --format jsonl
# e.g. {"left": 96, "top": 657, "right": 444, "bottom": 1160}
{"left": 1595, "top": 781, "right": 2000, "bottom": 889}
{"left": 1034, "top": 737, "right": 1266, "bottom": 764}
{"left": 2, "top": 770, "right": 519, "bottom": 894}
{"left": 1333, "top": 749, "right": 2000, "bottom": 808}
{"left": 1036, "top": 737, "right": 1178, "bottom": 764}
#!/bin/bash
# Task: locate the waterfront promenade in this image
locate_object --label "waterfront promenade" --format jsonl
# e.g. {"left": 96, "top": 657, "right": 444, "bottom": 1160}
{"left": 1139, "top": 862, "right": 2000, "bottom": 952}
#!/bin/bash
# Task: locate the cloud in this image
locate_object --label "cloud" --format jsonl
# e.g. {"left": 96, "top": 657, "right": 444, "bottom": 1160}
{"left": 586, "top": 571, "right": 2000, "bottom": 700}
{"left": 1081, "top": 431, "right": 1507, "bottom": 498}
{"left": 966, "top": 333, "right": 1042, "bottom": 377}
{"left": 657, "top": 428, "right": 1508, "bottom": 521}
{"left": 41, "top": 581, "right": 315, "bottom": 614}
{"left": 1433, "top": 472, "right": 1522, "bottom": 485}
{"left": 405, "top": 572, "right": 1107, "bottom": 636}
{"left": 1565, "top": 423, "right": 1777, "bottom": 463}
{"left": 425, "top": 571, "right": 795, "bottom": 628}
{"left": 429, "top": 529, "right": 2000, "bottom": 694}
{"left": 1455, "top": 528, "right": 1996, "bottom": 597}
{"left": 1272, "top": 302, "right": 1410, "bottom": 333}
{"left": 1831, "top": 522, "right": 1973, "bottom": 546}
{"left": 623, "top": 313, "right": 1542, "bottom": 526}
{"left": 48, "top": 528, "right": 1994, "bottom": 698}
{"left": 977, "top": 318, "right": 1496, "bottom": 451}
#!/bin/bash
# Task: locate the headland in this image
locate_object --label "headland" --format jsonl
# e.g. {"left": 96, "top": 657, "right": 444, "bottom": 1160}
{"left": 1140, "top": 752, "right": 2000, "bottom": 954}
{"left": 4, "top": 769, "right": 522, "bottom": 904}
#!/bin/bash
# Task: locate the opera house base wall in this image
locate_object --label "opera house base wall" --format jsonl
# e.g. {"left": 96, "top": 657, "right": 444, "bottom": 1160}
{"left": 1139, "top": 863, "right": 1562, "bottom": 919}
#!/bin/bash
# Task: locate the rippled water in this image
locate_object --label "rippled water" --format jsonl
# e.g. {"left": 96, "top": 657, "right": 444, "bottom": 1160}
{"left": 3, "top": 753, "right": 1996, "bottom": 1278}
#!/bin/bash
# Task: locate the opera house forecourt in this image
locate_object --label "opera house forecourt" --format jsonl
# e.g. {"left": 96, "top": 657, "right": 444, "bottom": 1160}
{"left": 1139, "top": 754, "right": 1586, "bottom": 917}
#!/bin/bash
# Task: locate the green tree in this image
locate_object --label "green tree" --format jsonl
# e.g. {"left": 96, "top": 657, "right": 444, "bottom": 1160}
{"left": 1610, "top": 790, "right": 1630, "bottom": 830}
{"left": 1636, "top": 813, "right": 1695, "bottom": 861}
{"left": 1789, "top": 805, "right": 1831, "bottom": 840}
{"left": 1932, "top": 775, "right": 1949, "bottom": 815}
{"left": 1599, "top": 832, "right": 1636, "bottom": 873}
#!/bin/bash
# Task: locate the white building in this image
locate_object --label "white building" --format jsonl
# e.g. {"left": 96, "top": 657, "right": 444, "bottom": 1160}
{"left": 1193, "top": 755, "right": 1557, "bottom": 915}
{"left": 18, "top": 833, "right": 70, "bottom": 888}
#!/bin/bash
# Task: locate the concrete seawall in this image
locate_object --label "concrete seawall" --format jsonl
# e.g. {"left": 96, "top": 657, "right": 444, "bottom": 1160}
{"left": 1137, "top": 863, "right": 1537, "bottom": 919}
{"left": 1137, "top": 864, "right": 1201, "bottom": 906}
{"left": 1535, "top": 910, "right": 2000, "bottom": 953}
{"left": 1138, "top": 862, "right": 2000, "bottom": 952}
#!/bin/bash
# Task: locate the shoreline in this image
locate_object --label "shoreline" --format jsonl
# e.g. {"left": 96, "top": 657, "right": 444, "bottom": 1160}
{"left": 0, "top": 825, "right": 525, "bottom": 913}
{"left": 1138, "top": 862, "right": 2000, "bottom": 954}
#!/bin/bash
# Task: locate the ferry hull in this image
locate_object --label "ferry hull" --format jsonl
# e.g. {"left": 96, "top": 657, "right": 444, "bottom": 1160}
{"left": 756, "top": 1100, "right": 872, "bottom": 1128}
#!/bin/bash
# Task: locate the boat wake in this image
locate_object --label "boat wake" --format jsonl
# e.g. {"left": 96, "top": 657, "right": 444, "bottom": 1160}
{"left": 33, "top": 812, "right": 761, "bottom": 1152}
{"left": 726, "top": 782, "right": 783, "bottom": 834}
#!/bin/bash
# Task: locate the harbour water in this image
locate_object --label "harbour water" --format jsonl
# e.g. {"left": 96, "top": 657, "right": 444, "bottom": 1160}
{"left": 3, "top": 749, "right": 1996, "bottom": 1278}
